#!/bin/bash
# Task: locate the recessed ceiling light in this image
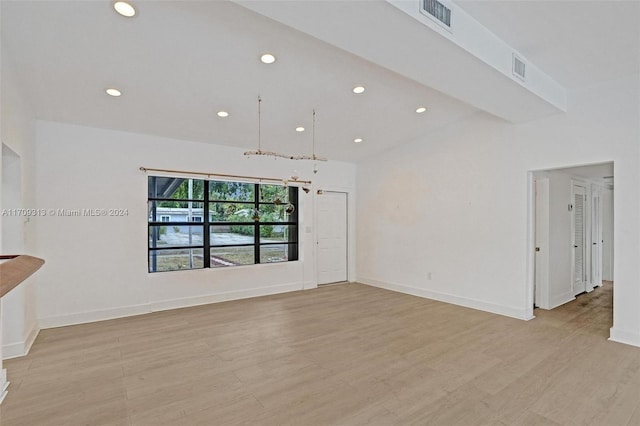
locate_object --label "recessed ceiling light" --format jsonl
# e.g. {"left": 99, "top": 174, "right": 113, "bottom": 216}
{"left": 352, "top": 86, "right": 365, "bottom": 94}
{"left": 416, "top": 107, "right": 428, "bottom": 113}
{"left": 105, "top": 88, "right": 122, "bottom": 97}
{"left": 295, "top": 126, "right": 305, "bottom": 132}
{"left": 260, "top": 53, "right": 276, "bottom": 64}
{"left": 353, "top": 138, "right": 363, "bottom": 143}
{"left": 217, "top": 111, "right": 229, "bottom": 118}
{"left": 113, "top": 1, "right": 136, "bottom": 17}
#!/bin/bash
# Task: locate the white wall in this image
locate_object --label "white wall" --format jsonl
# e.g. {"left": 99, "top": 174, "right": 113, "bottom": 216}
{"left": 33, "top": 121, "right": 356, "bottom": 328}
{"left": 357, "top": 74, "right": 640, "bottom": 346}
{"left": 2, "top": 146, "right": 22, "bottom": 253}
{"left": 357, "top": 112, "right": 532, "bottom": 319}
{"left": 1, "top": 52, "right": 39, "bottom": 361}
{"left": 2, "top": 145, "right": 27, "bottom": 354}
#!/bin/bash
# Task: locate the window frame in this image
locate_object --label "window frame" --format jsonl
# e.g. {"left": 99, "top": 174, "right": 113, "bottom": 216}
{"left": 148, "top": 177, "right": 299, "bottom": 273}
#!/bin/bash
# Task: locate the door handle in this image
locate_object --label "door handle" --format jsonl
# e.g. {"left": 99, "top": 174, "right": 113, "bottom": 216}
{"left": 573, "top": 245, "right": 578, "bottom": 248}
{"left": 593, "top": 243, "right": 597, "bottom": 245}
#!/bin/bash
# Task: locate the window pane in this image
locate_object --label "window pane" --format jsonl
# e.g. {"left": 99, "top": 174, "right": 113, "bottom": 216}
{"left": 149, "top": 248, "right": 204, "bottom": 272}
{"left": 259, "top": 225, "right": 297, "bottom": 243}
{"left": 258, "top": 204, "right": 296, "bottom": 223}
{"left": 209, "top": 203, "right": 256, "bottom": 222}
{"left": 148, "top": 201, "right": 204, "bottom": 222}
{"left": 259, "top": 184, "right": 289, "bottom": 204}
{"left": 149, "top": 225, "right": 204, "bottom": 248}
{"left": 148, "top": 177, "right": 204, "bottom": 200}
{"left": 210, "top": 225, "right": 255, "bottom": 245}
{"left": 211, "top": 246, "right": 255, "bottom": 267}
{"left": 209, "top": 180, "right": 255, "bottom": 202}
{"left": 260, "top": 244, "right": 291, "bottom": 263}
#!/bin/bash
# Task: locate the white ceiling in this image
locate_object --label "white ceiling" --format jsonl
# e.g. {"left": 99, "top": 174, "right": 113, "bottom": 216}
{"left": 2, "top": 1, "right": 638, "bottom": 162}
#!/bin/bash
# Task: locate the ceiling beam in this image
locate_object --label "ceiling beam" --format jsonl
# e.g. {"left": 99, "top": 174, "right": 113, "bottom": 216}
{"left": 235, "top": 0, "right": 567, "bottom": 123}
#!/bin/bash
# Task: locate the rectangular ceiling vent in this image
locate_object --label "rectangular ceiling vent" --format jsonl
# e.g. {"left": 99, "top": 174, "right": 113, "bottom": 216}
{"left": 512, "top": 54, "right": 526, "bottom": 81}
{"left": 421, "top": 0, "right": 452, "bottom": 28}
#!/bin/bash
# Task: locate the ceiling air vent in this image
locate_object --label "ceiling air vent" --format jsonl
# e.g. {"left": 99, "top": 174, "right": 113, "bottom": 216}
{"left": 512, "top": 54, "right": 526, "bottom": 81}
{"left": 421, "top": 0, "right": 452, "bottom": 28}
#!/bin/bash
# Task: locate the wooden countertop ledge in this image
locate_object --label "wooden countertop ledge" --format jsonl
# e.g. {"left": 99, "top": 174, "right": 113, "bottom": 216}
{"left": 0, "top": 255, "right": 45, "bottom": 298}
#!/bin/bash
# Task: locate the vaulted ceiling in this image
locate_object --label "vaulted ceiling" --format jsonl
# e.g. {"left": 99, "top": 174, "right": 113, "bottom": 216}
{"left": 2, "top": 1, "right": 638, "bottom": 162}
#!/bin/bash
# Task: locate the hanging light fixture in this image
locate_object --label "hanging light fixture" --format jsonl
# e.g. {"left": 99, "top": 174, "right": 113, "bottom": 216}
{"left": 312, "top": 109, "right": 320, "bottom": 174}
{"left": 244, "top": 97, "right": 328, "bottom": 162}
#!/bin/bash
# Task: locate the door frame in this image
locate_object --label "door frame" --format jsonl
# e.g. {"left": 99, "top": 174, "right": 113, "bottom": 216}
{"left": 534, "top": 177, "right": 550, "bottom": 309}
{"left": 601, "top": 188, "right": 615, "bottom": 281}
{"left": 590, "top": 184, "right": 603, "bottom": 290}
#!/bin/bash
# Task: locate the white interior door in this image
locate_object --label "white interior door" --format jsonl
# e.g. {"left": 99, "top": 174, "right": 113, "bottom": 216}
{"left": 572, "top": 183, "right": 587, "bottom": 295}
{"left": 591, "top": 188, "right": 602, "bottom": 288}
{"left": 317, "top": 191, "right": 348, "bottom": 285}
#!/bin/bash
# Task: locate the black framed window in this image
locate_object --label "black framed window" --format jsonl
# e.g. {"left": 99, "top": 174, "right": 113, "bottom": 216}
{"left": 148, "top": 176, "right": 298, "bottom": 273}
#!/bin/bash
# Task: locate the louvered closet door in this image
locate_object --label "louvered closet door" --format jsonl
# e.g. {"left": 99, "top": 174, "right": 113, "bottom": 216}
{"left": 572, "top": 184, "right": 587, "bottom": 295}
{"left": 591, "top": 193, "right": 602, "bottom": 288}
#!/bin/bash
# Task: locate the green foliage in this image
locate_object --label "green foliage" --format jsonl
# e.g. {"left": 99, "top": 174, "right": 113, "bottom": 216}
{"left": 209, "top": 181, "right": 254, "bottom": 201}
{"left": 210, "top": 204, "right": 252, "bottom": 222}
{"left": 229, "top": 224, "right": 253, "bottom": 236}
{"left": 171, "top": 179, "right": 204, "bottom": 200}
{"left": 259, "top": 185, "right": 289, "bottom": 203}
{"left": 260, "top": 225, "right": 274, "bottom": 238}
{"left": 151, "top": 178, "right": 295, "bottom": 236}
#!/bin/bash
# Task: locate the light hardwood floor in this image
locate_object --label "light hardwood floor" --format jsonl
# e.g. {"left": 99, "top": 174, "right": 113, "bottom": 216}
{"left": 2, "top": 281, "right": 639, "bottom": 425}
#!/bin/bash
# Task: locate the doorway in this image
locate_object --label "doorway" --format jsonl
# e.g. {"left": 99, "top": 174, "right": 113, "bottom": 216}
{"left": 530, "top": 162, "right": 614, "bottom": 313}
{"left": 316, "top": 191, "right": 348, "bottom": 285}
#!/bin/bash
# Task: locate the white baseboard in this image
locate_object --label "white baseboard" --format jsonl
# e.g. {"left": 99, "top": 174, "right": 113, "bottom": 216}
{"left": 359, "top": 277, "right": 533, "bottom": 320}
{"left": 149, "top": 282, "right": 303, "bottom": 312}
{"left": 303, "top": 280, "right": 317, "bottom": 290}
{"left": 548, "top": 291, "right": 575, "bottom": 310}
{"left": 2, "top": 325, "right": 40, "bottom": 360}
{"left": 38, "top": 282, "right": 304, "bottom": 330}
{"left": 609, "top": 327, "right": 640, "bottom": 348}
{"left": 0, "top": 369, "right": 7, "bottom": 405}
{"left": 38, "top": 304, "right": 151, "bottom": 329}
